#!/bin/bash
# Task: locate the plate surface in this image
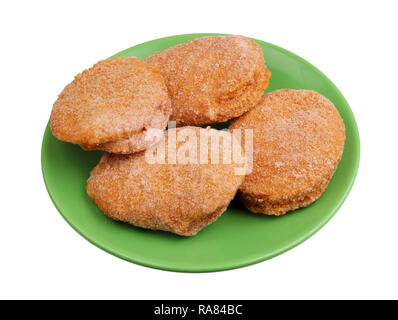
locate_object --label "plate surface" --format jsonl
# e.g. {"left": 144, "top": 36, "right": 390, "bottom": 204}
{"left": 41, "top": 33, "right": 360, "bottom": 272}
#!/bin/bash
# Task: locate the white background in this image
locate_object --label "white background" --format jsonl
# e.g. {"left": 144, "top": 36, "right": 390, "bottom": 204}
{"left": 1, "top": 0, "right": 397, "bottom": 300}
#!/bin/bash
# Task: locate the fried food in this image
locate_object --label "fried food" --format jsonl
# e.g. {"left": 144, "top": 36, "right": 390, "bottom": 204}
{"left": 50, "top": 57, "right": 171, "bottom": 154}
{"left": 145, "top": 35, "right": 271, "bottom": 126}
{"left": 87, "top": 127, "right": 246, "bottom": 236}
{"left": 229, "top": 89, "right": 346, "bottom": 215}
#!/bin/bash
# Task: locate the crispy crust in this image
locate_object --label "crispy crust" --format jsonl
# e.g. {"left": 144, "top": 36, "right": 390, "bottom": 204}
{"left": 238, "top": 163, "right": 338, "bottom": 215}
{"left": 79, "top": 100, "right": 170, "bottom": 154}
{"left": 80, "top": 129, "right": 160, "bottom": 154}
{"left": 87, "top": 127, "right": 246, "bottom": 236}
{"left": 230, "top": 89, "right": 346, "bottom": 215}
{"left": 50, "top": 57, "right": 171, "bottom": 153}
{"left": 146, "top": 36, "right": 271, "bottom": 126}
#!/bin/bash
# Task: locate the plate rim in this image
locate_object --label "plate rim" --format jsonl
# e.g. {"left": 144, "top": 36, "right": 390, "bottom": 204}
{"left": 41, "top": 33, "right": 360, "bottom": 273}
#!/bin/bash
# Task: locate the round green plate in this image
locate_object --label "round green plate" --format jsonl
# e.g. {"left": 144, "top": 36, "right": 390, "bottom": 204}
{"left": 41, "top": 33, "right": 360, "bottom": 272}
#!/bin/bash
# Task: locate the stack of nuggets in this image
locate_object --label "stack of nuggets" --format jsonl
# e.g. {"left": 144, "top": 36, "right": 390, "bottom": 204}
{"left": 50, "top": 35, "right": 345, "bottom": 236}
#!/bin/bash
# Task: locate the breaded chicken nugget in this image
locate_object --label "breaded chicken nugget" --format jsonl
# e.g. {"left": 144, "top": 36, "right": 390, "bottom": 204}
{"left": 145, "top": 36, "right": 271, "bottom": 126}
{"left": 87, "top": 127, "right": 246, "bottom": 236}
{"left": 50, "top": 57, "right": 171, "bottom": 154}
{"left": 230, "top": 89, "right": 346, "bottom": 215}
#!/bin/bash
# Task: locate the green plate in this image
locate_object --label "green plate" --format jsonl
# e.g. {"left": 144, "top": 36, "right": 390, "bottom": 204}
{"left": 41, "top": 33, "right": 360, "bottom": 272}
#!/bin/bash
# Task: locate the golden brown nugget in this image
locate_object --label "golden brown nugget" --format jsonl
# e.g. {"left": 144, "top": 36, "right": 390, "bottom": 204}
{"left": 50, "top": 57, "right": 171, "bottom": 154}
{"left": 230, "top": 89, "right": 346, "bottom": 215}
{"left": 87, "top": 127, "right": 246, "bottom": 236}
{"left": 145, "top": 36, "right": 271, "bottom": 126}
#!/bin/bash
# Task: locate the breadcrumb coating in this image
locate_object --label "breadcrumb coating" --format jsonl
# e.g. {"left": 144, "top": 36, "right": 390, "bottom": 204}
{"left": 146, "top": 36, "right": 271, "bottom": 126}
{"left": 230, "top": 89, "right": 346, "bottom": 215}
{"left": 50, "top": 57, "right": 171, "bottom": 153}
{"left": 87, "top": 127, "right": 246, "bottom": 236}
